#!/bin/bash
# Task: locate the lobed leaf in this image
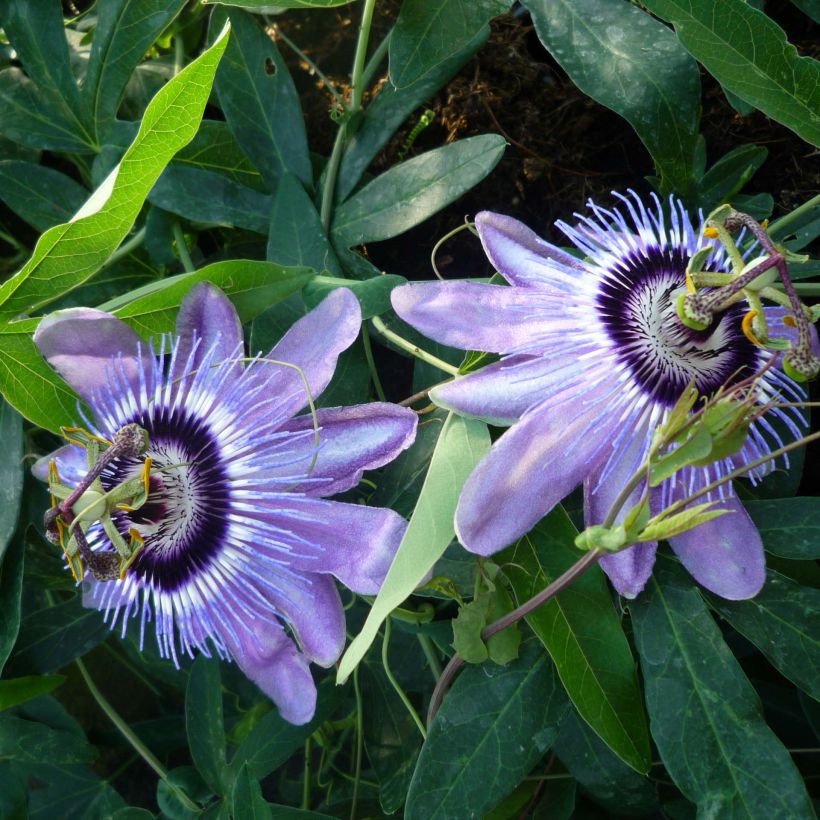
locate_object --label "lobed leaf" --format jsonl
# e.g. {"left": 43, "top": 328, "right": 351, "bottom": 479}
{"left": 742, "top": 497, "right": 820, "bottom": 559}
{"left": 0, "top": 535, "right": 24, "bottom": 675}
{"left": 0, "top": 675, "right": 65, "bottom": 712}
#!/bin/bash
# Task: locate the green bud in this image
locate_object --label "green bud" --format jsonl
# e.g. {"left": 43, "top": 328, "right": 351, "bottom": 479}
{"left": 574, "top": 524, "right": 628, "bottom": 552}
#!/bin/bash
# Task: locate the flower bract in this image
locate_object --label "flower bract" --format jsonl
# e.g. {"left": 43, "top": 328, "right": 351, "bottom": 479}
{"left": 392, "top": 192, "right": 814, "bottom": 600}
{"left": 33, "top": 284, "right": 417, "bottom": 724}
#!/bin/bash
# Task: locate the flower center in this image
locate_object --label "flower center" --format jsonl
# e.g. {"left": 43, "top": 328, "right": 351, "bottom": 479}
{"left": 596, "top": 245, "right": 760, "bottom": 406}
{"left": 102, "top": 406, "right": 230, "bottom": 592}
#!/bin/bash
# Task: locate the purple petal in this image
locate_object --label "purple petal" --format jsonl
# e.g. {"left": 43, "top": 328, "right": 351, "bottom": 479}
{"left": 263, "top": 573, "right": 345, "bottom": 667}
{"left": 171, "top": 283, "right": 243, "bottom": 388}
{"left": 584, "top": 429, "right": 657, "bottom": 598}
{"left": 256, "top": 496, "right": 405, "bottom": 594}
{"left": 668, "top": 493, "right": 765, "bottom": 600}
{"left": 32, "top": 444, "right": 87, "bottom": 485}
{"left": 253, "top": 288, "right": 361, "bottom": 419}
{"left": 431, "top": 354, "right": 577, "bottom": 426}
{"left": 475, "top": 210, "right": 587, "bottom": 289}
{"left": 225, "top": 619, "right": 317, "bottom": 725}
{"left": 391, "top": 281, "right": 545, "bottom": 354}
{"left": 456, "top": 397, "right": 621, "bottom": 555}
{"left": 763, "top": 306, "right": 820, "bottom": 357}
{"left": 271, "top": 403, "right": 418, "bottom": 496}
{"left": 33, "top": 308, "right": 151, "bottom": 405}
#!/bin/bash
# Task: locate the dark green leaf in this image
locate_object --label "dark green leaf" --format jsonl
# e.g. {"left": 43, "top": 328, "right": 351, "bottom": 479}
{"left": 0, "top": 534, "right": 24, "bottom": 674}
{"left": 27, "top": 763, "right": 126, "bottom": 819}
{"left": 389, "top": 0, "right": 510, "bottom": 89}
{"left": 405, "top": 638, "right": 567, "bottom": 820}
{"left": 0, "top": 675, "right": 65, "bottom": 711}
{"left": 331, "top": 135, "right": 505, "bottom": 246}
{"left": 8, "top": 597, "right": 110, "bottom": 675}
{"left": 696, "top": 145, "right": 768, "bottom": 212}
{"left": 0, "top": 715, "right": 94, "bottom": 764}
{"left": 231, "top": 765, "right": 271, "bottom": 819}
{"left": 0, "top": 399, "right": 23, "bottom": 563}
{"left": 110, "top": 810, "right": 156, "bottom": 820}
{"left": 361, "top": 660, "right": 423, "bottom": 814}
{"left": 156, "top": 765, "right": 212, "bottom": 820}
{"left": 229, "top": 680, "right": 340, "bottom": 780}
{"left": 83, "top": 0, "right": 187, "bottom": 140}
{"left": 104, "top": 260, "right": 313, "bottom": 337}
{"left": 552, "top": 708, "right": 657, "bottom": 817}
{"left": 791, "top": 0, "right": 820, "bottom": 24}
{"left": 205, "top": 0, "right": 353, "bottom": 7}
{"left": 0, "top": 161, "right": 88, "bottom": 231}
{"left": 502, "top": 508, "right": 651, "bottom": 774}
{"left": 303, "top": 274, "right": 406, "bottom": 319}
{"left": 641, "top": 0, "right": 820, "bottom": 146}
{"left": 337, "top": 30, "right": 486, "bottom": 201}
{"left": 0, "top": 24, "right": 231, "bottom": 318}
{"left": 186, "top": 656, "right": 230, "bottom": 794}
{"left": 212, "top": 8, "right": 311, "bottom": 189}
{"left": 522, "top": 0, "right": 701, "bottom": 195}
{"left": 743, "top": 497, "right": 820, "bottom": 559}
{"left": 149, "top": 166, "right": 272, "bottom": 233}
{"left": 631, "top": 558, "right": 813, "bottom": 818}
{"left": 706, "top": 570, "right": 820, "bottom": 701}
{"left": 268, "top": 173, "right": 342, "bottom": 274}
{"left": 316, "top": 338, "right": 371, "bottom": 408}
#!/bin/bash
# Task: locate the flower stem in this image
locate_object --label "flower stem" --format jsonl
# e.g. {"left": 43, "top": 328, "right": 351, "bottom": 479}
{"left": 371, "top": 316, "right": 460, "bottom": 376}
{"left": 75, "top": 658, "right": 201, "bottom": 813}
{"left": 173, "top": 223, "right": 194, "bottom": 273}
{"left": 301, "top": 736, "right": 312, "bottom": 810}
{"left": 360, "top": 28, "right": 391, "bottom": 90}
{"left": 417, "top": 633, "right": 443, "bottom": 681}
{"left": 362, "top": 325, "right": 386, "bottom": 401}
{"left": 383, "top": 619, "right": 427, "bottom": 739}
{"left": 320, "top": 0, "right": 378, "bottom": 231}
{"left": 350, "top": 667, "right": 364, "bottom": 820}
{"left": 272, "top": 22, "right": 344, "bottom": 106}
{"left": 103, "top": 228, "right": 146, "bottom": 270}
{"left": 768, "top": 193, "right": 820, "bottom": 241}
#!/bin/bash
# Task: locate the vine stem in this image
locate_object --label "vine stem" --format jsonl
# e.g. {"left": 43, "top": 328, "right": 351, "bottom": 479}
{"left": 75, "top": 658, "right": 201, "bottom": 813}
{"left": 768, "top": 192, "right": 820, "bottom": 240}
{"left": 173, "top": 223, "right": 194, "bottom": 273}
{"left": 383, "top": 619, "right": 427, "bottom": 739}
{"left": 371, "top": 316, "right": 460, "bottom": 376}
{"left": 350, "top": 667, "right": 364, "bottom": 820}
{"left": 320, "top": 0, "right": 378, "bottom": 231}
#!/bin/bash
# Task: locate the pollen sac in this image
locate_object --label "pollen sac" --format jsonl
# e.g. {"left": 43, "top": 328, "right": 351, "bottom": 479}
{"left": 784, "top": 349, "right": 820, "bottom": 382}
{"left": 676, "top": 292, "right": 711, "bottom": 331}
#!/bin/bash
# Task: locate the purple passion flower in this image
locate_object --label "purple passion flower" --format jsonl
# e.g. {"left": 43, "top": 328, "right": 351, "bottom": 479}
{"left": 33, "top": 284, "right": 417, "bottom": 724}
{"left": 392, "top": 192, "right": 811, "bottom": 601}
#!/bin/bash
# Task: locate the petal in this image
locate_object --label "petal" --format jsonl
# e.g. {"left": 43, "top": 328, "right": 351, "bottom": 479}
{"left": 226, "top": 618, "right": 317, "bottom": 725}
{"left": 431, "top": 354, "right": 577, "bottom": 426}
{"left": 263, "top": 572, "right": 345, "bottom": 667}
{"left": 252, "top": 288, "right": 361, "bottom": 419}
{"left": 254, "top": 496, "right": 405, "bottom": 594}
{"left": 171, "top": 283, "right": 243, "bottom": 388}
{"left": 33, "top": 308, "right": 151, "bottom": 405}
{"left": 456, "top": 392, "right": 621, "bottom": 556}
{"left": 475, "top": 210, "right": 587, "bottom": 290}
{"left": 763, "top": 306, "right": 820, "bottom": 357}
{"left": 391, "top": 281, "right": 545, "bottom": 354}
{"left": 31, "top": 444, "right": 87, "bottom": 485}
{"left": 584, "top": 426, "right": 657, "bottom": 599}
{"left": 668, "top": 493, "right": 765, "bottom": 600}
{"left": 269, "top": 403, "right": 418, "bottom": 496}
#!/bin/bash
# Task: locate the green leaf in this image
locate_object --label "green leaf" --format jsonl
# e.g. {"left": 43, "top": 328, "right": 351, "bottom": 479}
{"left": 268, "top": 173, "right": 342, "bottom": 275}
{"left": 361, "top": 660, "right": 423, "bottom": 814}
{"left": 149, "top": 166, "right": 272, "bottom": 233}
{"left": 337, "top": 30, "right": 486, "bottom": 201}
{"left": 696, "top": 144, "right": 768, "bottom": 212}
{"left": 638, "top": 502, "right": 729, "bottom": 542}
{"left": 82, "top": 0, "right": 187, "bottom": 140}
{"left": 331, "top": 135, "right": 506, "bottom": 247}
{"left": 641, "top": 0, "right": 820, "bottom": 146}
{"left": 104, "top": 260, "right": 313, "bottom": 337}
{"left": 389, "top": 0, "right": 510, "bottom": 89}
{"left": 186, "top": 657, "right": 230, "bottom": 795}
{"left": 405, "top": 638, "right": 567, "bottom": 820}
{"left": 229, "top": 681, "right": 340, "bottom": 780}
{"left": 8, "top": 597, "right": 110, "bottom": 675}
{"left": 631, "top": 558, "right": 813, "bottom": 818}
{"left": 230, "top": 765, "right": 270, "bottom": 819}
{"left": 205, "top": 0, "right": 353, "bottom": 7}
{"left": 552, "top": 708, "right": 657, "bottom": 817}
{"left": 0, "top": 714, "right": 94, "bottom": 764}
{"left": 0, "top": 399, "right": 23, "bottom": 563}
{"left": 0, "top": 161, "right": 88, "bottom": 231}
{"left": 706, "top": 569, "right": 820, "bottom": 701}
{"left": 0, "top": 534, "right": 24, "bottom": 674}
{"left": 0, "top": 675, "right": 65, "bottom": 711}
{"left": 0, "top": 323, "right": 84, "bottom": 433}
{"left": 0, "top": 23, "right": 231, "bottom": 319}
{"left": 452, "top": 596, "right": 492, "bottom": 663}
{"left": 337, "top": 413, "right": 491, "bottom": 684}
{"left": 522, "top": 0, "right": 701, "bottom": 195}
{"left": 791, "top": 0, "right": 820, "bottom": 24}
{"left": 211, "top": 8, "right": 311, "bottom": 189}
{"left": 27, "top": 763, "right": 126, "bottom": 819}
{"left": 303, "top": 274, "right": 406, "bottom": 320}
{"left": 502, "top": 508, "right": 651, "bottom": 774}
{"left": 742, "top": 497, "right": 820, "bottom": 559}
{"left": 649, "top": 427, "right": 713, "bottom": 486}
